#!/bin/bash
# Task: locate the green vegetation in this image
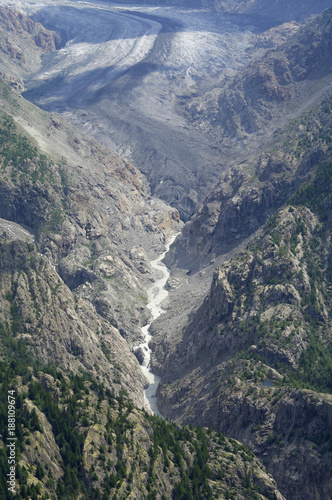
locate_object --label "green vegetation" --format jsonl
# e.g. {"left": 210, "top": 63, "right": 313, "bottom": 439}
{"left": 0, "top": 114, "right": 51, "bottom": 184}
{"left": 217, "top": 153, "right": 332, "bottom": 394}
{"left": 290, "top": 161, "right": 332, "bottom": 222}
{"left": 282, "top": 95, "right": 332, "bottom": 161}
{"left": 0, "top": 266, "right": 277, "bottom": 499}
{"left": 0, "top": 115, "right": 38, "bottom": 169}
{"left": 0, "top": 110, "right": 68, "bottom": 234}
{"left": 0, "top": 349, "right": 277, "bottom": 500}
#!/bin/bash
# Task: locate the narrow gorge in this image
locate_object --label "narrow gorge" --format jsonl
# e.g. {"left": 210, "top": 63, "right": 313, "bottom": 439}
{"left": 135, "top": 233, "right": 179, "bottom": 416}
{"left": 0, "top": 1, "right": 331, "bottom": 499}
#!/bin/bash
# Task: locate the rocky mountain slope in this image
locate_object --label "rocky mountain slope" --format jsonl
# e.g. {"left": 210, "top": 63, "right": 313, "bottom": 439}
{"left": 184, "top": 7, "right": 332, "bottom": 145}
{"left": 0, "top": 358, "right": 285, "bottom": 499}
{"left": 151, "top": 14, "right": 332, "bottom": 500}
{"left": 0, "top": 222, "right": 146, "bottom": 404}
{"left": 0, "top": 5, "right": 61, "bottom": 91}
{"left": 156, "top": 98, "right": 332, "bottom": 498}
{"left": 158, "top": 202, "right": 332, "bottom": 498}
{"left": 0, "top": 77, "right": 181, "bottom": 353}
{"left": 164, "top": 7, "right": 332, "bottom": 277}
{"left": 0, "top": 41, "right": 284, "bottom": 500}
{"left": 1, "top": 2, "right": 332, "bottom": 499}
{"left": 0, "top": 67, "right": 183, "bottom": 416}
{"left": 168, "top": 91, "right": 332, "bottom": 269}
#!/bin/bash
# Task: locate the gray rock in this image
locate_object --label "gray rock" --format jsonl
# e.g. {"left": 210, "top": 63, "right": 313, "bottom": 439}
{"left": 133, "top": 347, "right": 146, "bottom": 366}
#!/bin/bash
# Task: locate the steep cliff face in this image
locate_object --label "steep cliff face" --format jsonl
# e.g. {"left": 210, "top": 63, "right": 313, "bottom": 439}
{"left": 167, "top": 91, "right": 332, "bottom": 269}
{"left": 156, "top": 43, "right": 332, "bottom": 497}
{"left": 157, "top": 191, "right": 332, "bottom": 498}
{"left": 0, "top": 73, "right": 184, "bottom": 431}
{"left": 0, "top": 79, "right": 181, "bottom": 352}
{"left": 184, "top": 8, "right": 332, "bottom": 142}
{"left": 0, "top": 226, "right": 145, "bottom": 406}
{"left": 0, "top": 6, "right": 61, "bottom": 51}
{"left": 0, "top": 6, "right": 61, "bottom": 91}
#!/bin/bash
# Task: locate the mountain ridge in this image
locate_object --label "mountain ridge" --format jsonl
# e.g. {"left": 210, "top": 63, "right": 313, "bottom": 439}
{"left": 0, "top": 5, "right": 61, "bottom": 91}
{"left": 155, "top": 103, "right": 332, "bottom": 497}
{"left": 0, "top": 2, "right": 332, "bottom": 499}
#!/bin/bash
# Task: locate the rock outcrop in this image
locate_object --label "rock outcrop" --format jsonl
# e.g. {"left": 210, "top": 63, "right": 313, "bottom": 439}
{"left": 0, "top": 6, "right": 61, "bottom": 90}
{"left": 0, "top": 6, "right": 61, "bottom": 51}
{"left": 185, "top": 8, "right": 332, "bottom": 143}
{"left": 167, "top": 90, "right": 332, "bottom": 269}
{"left": 157, "top": 200, "right": 332, "bottom": 499}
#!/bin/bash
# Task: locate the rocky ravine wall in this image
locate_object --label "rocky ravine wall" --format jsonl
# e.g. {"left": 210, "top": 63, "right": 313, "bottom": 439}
{"left": 0, "top": 5, "right": 61, "bottom": 90}
{"left": 157, "top": 204, "right": 332, "bottom": 499}
{"left": 0, "top": 77, "right": 181, "bottom": 407}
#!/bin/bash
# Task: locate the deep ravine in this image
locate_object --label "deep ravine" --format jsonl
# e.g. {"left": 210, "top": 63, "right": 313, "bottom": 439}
{"left": 136, "top": 233, "right": 179, "bottom": 416}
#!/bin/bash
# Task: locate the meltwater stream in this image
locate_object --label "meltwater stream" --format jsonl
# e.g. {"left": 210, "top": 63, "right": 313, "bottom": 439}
{"left": 137, "top": 233, "right": 178, "bottom": 416}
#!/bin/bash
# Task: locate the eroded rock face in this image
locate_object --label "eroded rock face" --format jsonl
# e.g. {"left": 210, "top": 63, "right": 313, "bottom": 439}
{"left": 133, "top": 347, "right": 145, "bottom": 365}
{"left": 167, "top": 91, "right": 331, "bottom": 269}
{"left": 157, "top": 203, "right": 332, "bottom": 499}
{"left": 0, "top": 6, "right": 61, "bottom": 89}
{"left": 0, "top": 79, "right": 182, "bottom": 349}
{"left": 0, "top": 236, "right": 146, "bottom": 406}
{"left": 184, "top": 8, "right": 332, "bottom": 143}
{"left": 0, "top": 6, "right": 61, "bottom": 51}
{"left": 0, "top": 77, "right": 182, "bottom": 409}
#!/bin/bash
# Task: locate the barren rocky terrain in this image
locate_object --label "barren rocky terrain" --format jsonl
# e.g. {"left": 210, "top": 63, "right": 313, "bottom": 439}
{"left": 14, "top": 0, "right": 279, "bottom": 219}
{"left": 14, "top": 0, "right": 331, "bottom": 218}
{"left": 1, "top": 1, "right": 332, "bottom": 499}
{"left": 7, "top": 0, "right": 329, "bottom": 230}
